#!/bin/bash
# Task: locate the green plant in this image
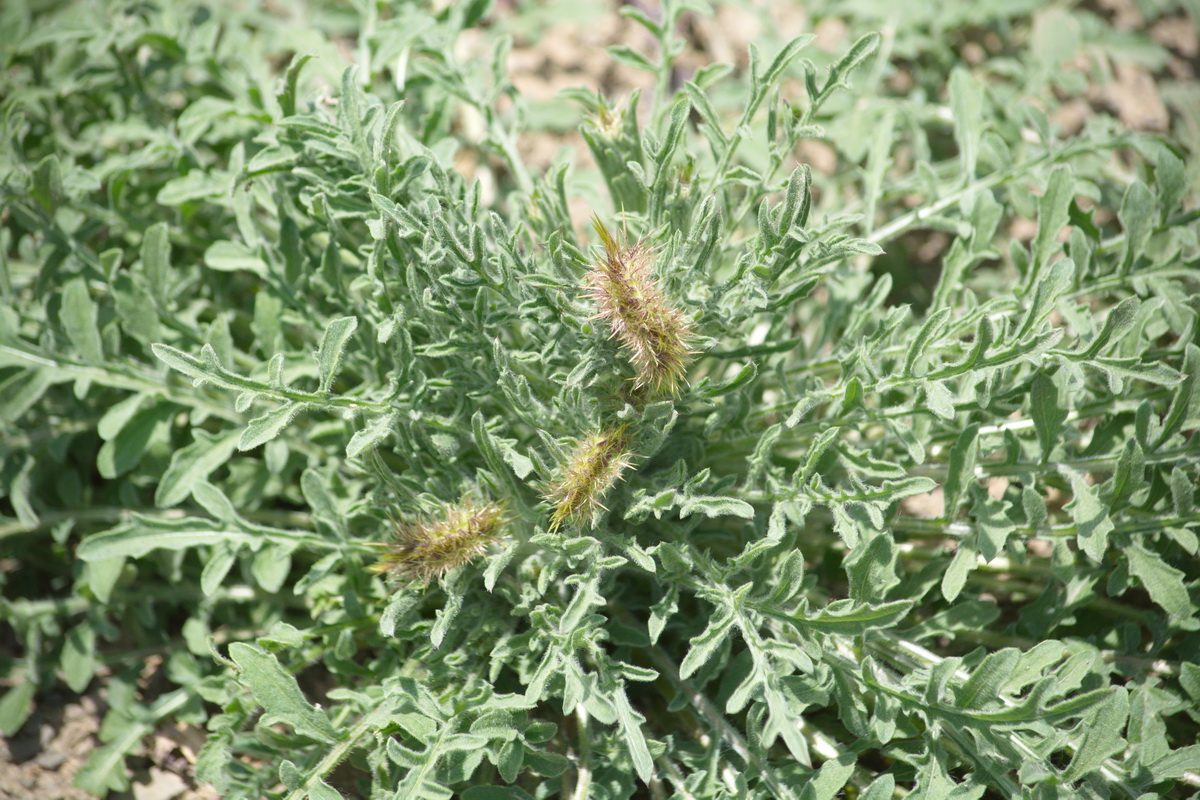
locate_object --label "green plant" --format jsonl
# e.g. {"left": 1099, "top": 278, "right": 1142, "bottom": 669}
{"left": 2, "top": 1, "right": 1199, "bottom": 798}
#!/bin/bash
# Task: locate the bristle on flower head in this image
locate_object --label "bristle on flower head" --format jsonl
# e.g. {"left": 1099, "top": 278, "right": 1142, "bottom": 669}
{"left": 371, "top": 500, "right": 507, "bottom": 585}
{"left": 586, "top": 217, "right": 695, "bottom": 396}
{"left": 546, "top": 424, "right": 632, "bottom": 530}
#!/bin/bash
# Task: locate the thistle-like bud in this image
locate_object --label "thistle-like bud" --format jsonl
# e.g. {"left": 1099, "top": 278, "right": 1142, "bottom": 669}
{"left": 546, "top": 424, "right": 633, "bottom": 530}
{"left": 371, "top": 500, "right": 507, "bottom": 585}
{"left": 586, "top": 217, "right": 695, "bottom": 396}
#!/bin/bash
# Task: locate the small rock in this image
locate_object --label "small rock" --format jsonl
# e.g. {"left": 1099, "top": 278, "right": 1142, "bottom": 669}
{"left": 132, "top": 767, "right": 189, "bottom": 800}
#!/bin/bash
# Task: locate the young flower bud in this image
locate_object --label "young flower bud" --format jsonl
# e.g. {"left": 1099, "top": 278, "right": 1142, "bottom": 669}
{"left": 586, "top": 217, "right": 695, "bottom": 396}
{"left": 371, "top": 500, "right": 507, "bottom": 585}
{"left": 546, "top": 424, "right": 633, "bottom": 530}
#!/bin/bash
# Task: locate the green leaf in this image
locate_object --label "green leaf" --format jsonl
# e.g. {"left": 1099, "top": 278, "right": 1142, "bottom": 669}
{"left": 156, "top": 429, "right": 240, "bottom": 507}
{"left": 1117, "top": 181, "right": 1156, "bottom": 273}
{"left": 905, "top": 307, "right": 951, "bottom": 376}
{"left": 60, "top": 624, "right": 96, "bottom": 693}
{"left": 1064, "top": 470, "right": 1114, "bottom": 563}
{"left": 227, "top": 642, "right": 337, "bottom": 744}
{"left": 0, "top": 681, "right": 35, "bottom": 736}
{"left": 78, "top": 518, "right": 257, "bottom": 561}
{"left": 619, "top": 5, "right": 662, "bottom": 36}
{"left": 96, "top": 401, "right": 175, "bottom": 479}
{"left": 606, "top": 44, "right": 655, "bottom": 73}
{"left": 152, "top": 343, "right": 239, "bottom": 390}
{"left": 1015, "top": 258, "right": 1072, "bottom": 341}
{"left": 956, "top": 648, "right": 1019, "bottom": 708}
{"left": 462, "top": 787, "right": 535, "bottom": 800}
{"left": 195, "top": 480, "right": 242, "bottom": 524}
{"left": 1030, "top": 372, "right": 1066, "bottom": 458}
{"left": 201, "top": 543, "right": 239, "bottom": 596}
{"left": 315, "top": 316, "right": 358, "bottom": 393}
{"left": 849, "top": 476, "right": 938, "bottom": 506}
{"left": 347, "top": 412, "right": 396, "bottom": 457}
{"left": 252, "top": 543, "right": 294, "bottom": 593}
{"left": 791, "top": 599, "right": 914, "bottom": 634}
{"left": 1063, "top": 689, "right": 1128, "bottom": 782}
{"left": 1170, "top": 466, "right": 1195, "bottom": 518}
{"left": 139, "top": 221, "right": 171, "bottom": 307}
{"left": 157, "top": 171, "right": 224, "bottom": 205}
{"left": 1153, "top": 342, "right": 1199, "bottom": 450}
{"left": 1150, "top": 745, "right": 1200, "bottom": 782}
{"left": 972, "top": 486, "right": 1015, "bottom": 562}
{"left": 1076, "top": 295, "right": 1139, "bottom": 359}
{"left": 1030, "top": 166, "right": 1073, "bottom": 278}
{"left": 678, "top": 494, "right": 755, "bottom": 520}
{"left": 1105, "top": 438, "right": 1145, "bottom": 509}
{"left": 74, "top": 724, "right": 146, "bottom": 794}
{"left": 797, "top": 427, "right": 840, "bottom": 486}
{"left": 949, "top": 67, "right": 984, "bottom": 180}
{"left": 240, "top": 402, "right": 303, "bottom": 451}
{"left": 833, "top": 31, "right": 880, "bottom": 80}
{"left": 941, "top": 543, "right": 976, "bottom": 602}
{"left": 859, "top": 775, "right": 896, "bottom": 800}
{"left": 703, "top": 361, "right": 757, "bottom": 397}
{"left": 1091, "top": 356, "right": 1182, "bottom": 389}
{"left": 611, "top": 685, "right": 654, "bottom": 783}
{"left": 684, "top": 81, "right": 728, "bottom": 150}
{"left": 679, "top": 607, "right": 734, "bottom": 680}
{"left": 309, "top": 780, "right": 345, "bottom": 800}
{"left": 60, "top": 278, "right": 103, "bottom": 364}
{"left": 245, "top": 145, "right": 300, "bottom": 177}
{"left": 1125, "top": 544, "right": 1199, "bottom": 629}
{"left": 924, "top": 380, "right": 956, "bottom": 421}
{"left": 278, "top": 53, "right": 315, "bottom": 117}
{"left": 944, "top": 423, "right": 979, "bottom": 518}
{"left": 799, "top": 750, "right": 856, "bottom": 800}
{"left": 204, "top": 240, "right": 268, "bottom": 276}
{"left": 0, "top": 368, "right": 56, "bottom": 424}
{"left": 760, "top": 34, "right": 816, "bottom": 92}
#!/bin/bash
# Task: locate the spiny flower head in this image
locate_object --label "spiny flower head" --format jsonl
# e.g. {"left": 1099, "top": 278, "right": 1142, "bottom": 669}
{"left": 371, "top": 499, "right": 507, "bottom": 585}
{"left": 586, "top": 216, "right": 695, "bottom": 396}
{"left": 593, "top": 103, "right": 624, "bottom": 138}
{"left": 546, "top": 424, "right": 633, "bottom": 530}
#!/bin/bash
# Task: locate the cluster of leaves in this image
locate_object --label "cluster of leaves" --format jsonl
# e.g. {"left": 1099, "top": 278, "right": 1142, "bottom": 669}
{"left": 2, "top": 0, "right": 1199, "bottom": 798}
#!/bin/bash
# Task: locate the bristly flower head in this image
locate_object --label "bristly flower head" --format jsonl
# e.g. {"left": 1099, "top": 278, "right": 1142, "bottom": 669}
{"left": 546, "top": 424, "right": 632, "bottom": 530}
{"left": 586, "top": 216, "right": 695, "bottom": 396}
{"left": 371, "top": 499, "right": 507, "bottom": 585}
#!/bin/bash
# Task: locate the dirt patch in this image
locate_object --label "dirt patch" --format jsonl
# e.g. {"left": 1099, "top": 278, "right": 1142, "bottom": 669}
{"left": 0, "top": 690, "right": 217, "bottom": 800}
{"left": 0, "top": 693, "right": 98, "bottom": 800}
{"left": 1097, "top": 61, "right": 1170, "bottom": 132}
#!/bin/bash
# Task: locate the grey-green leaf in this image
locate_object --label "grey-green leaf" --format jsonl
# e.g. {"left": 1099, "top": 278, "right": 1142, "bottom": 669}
{"left": 347, "top": 412, "right": 395, "bottom": 458}
{"left": 315, "top": 316, "right": 358, "bottom": 393}
{"left": 1063, "top": 689, "right": 1128, "bottom": 782}
{"left": 140, "top": 221, "right": 171, "bottom": 306}
{"left": 240, "top": 402, "right": 303, "bottom": 451}
{"left": 1030, "top": 166, "right": 1073, "bottom": 278}
{"left": 949, "top": 67, "right": 984, "bottom": 181}
{"left": 1030, "top": 373, "right": 1066, "bottom": 459}
{"left": 78, "top": 519, "right": 257, "bottom": 561}
{"left": 228, "top": 642, "right": 337, "bottom": 744}
{"left": 679, "top": 608, "right": 734, "bottom": 680}
{"left": 60, "top": 278, "right": 103, "bottom": 364}
{"left": 1064, "top": 470, "right": 1114, "bottom": 563}
{"left": 156, "top": 429, "right": 241, "bottom": 507}
{"left": 1125, "top": 544, "right": 1198, "bottom": 629}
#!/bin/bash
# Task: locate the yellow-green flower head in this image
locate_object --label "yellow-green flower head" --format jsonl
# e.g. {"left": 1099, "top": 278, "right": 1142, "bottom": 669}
{"left": 586, "top": 217, "right": 695, "bottom": 396}
{"left": 546, "top": 424, "right": 633, "bottom": 530}
{"left": 371, "top": 500, "right": 507, "bottom": 585}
